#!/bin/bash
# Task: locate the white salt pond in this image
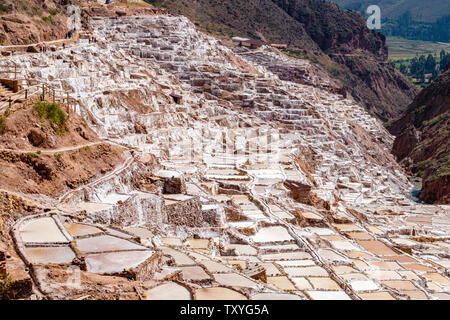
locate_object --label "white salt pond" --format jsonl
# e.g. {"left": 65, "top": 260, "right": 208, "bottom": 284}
{"left": 20, "top": 217, "right": 68, "bottom": 243}
{"left": 85, "top": 250, "right": 153, "bottom": 274}
{"left": 307, "top": 290, "right": 351, "bottom": 300}
{"left": 251, "top": 226, "right": 294, "bottom": 243}
{"left": 213, "top": 273, "right": 259, "bottom": 288}
{"left": 24, "top": 246, "right": 76, "bottom": 264}
{"left": 124, "top": 227, "right": 154, "bottom": 239}
{"left": 161, "top": 247, "right": 196, "bottom": 265}
{"left": 180, "top": 266, "right": 211, "bottom": 281}
{"left": 195, "top": 287, "right": 247, "bottom": 300}
{"left": 349, "top": 280, "right": 379, "bottom": 292}
{"left": 252, "top": 293, "right": 302, "bottom": 300}
{"left": 65, "top": 223, "right": 102, "bottom": 237}
{"left": 145, "top": 282, "right": 192, "bottom": 300}
{"left": 77, "top": 235, "right": 146, "bottom": 253}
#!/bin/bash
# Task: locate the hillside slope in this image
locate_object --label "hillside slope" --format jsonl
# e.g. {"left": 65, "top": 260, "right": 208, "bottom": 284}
{"left": 0, "top": 0, "right": 78, "bottom": 46}
{"left": 389, "top": 65, "right": 450, "bottom": 204}
{"left": 332, "top": 0, "right": 449, "bottom": 22}
{"left": 147, "top": 0, "right": 417, "bottom": 121}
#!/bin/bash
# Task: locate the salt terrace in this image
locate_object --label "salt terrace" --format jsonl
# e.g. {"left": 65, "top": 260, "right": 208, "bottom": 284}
{"left": 1, "top": 13, "right": 449, "bottom": 300}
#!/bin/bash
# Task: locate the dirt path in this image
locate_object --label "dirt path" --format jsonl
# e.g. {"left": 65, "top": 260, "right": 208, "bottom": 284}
{"left": 0, "top": 141, "right": 103, "bottom": 155}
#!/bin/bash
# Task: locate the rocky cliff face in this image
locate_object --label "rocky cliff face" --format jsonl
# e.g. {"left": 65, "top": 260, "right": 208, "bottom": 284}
{"left": 272, "top": 0, "right": 386, "bottom": 57}
{"left": 0, "top": 0, "right": 77, "bottom": 46}
{"left": 389, "top": 65, "right": 450, "bottom": 204}
{"left": 271, "top": 0, "right": 417, "bottom": 121}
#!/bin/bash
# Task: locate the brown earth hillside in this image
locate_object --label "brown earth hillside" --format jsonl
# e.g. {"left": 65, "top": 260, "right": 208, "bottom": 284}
{"left": 389, "top": 65, "right": 450, "bottom": 204}
{"left": 0, "top": 100, "right": 125, "bottom": 197}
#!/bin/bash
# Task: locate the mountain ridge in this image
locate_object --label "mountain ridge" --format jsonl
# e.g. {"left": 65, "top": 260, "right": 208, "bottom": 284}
{"left": 389, "top": 64, "right": 450, "bottom": 204}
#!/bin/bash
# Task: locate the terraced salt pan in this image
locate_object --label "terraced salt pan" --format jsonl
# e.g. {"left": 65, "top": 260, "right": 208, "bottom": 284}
{"left": 357, "top": 240, "right": 398, "bottom": 256}
{"left": 163, "top": 194, "right": 194, "bottom": 202}
{"left": 268, "top": 205, "right": 294, "bottom": 220}
{"left": 284, "top": 266, "right": 329, "bottom": 277}
{"left": 340, "top": 273, "right": 369, "bottom": 281}
{"left": 76, "top": 235, "right": 145, "bottom": 253}
{"left": 261, "top": 263, "right": 282, "bottom": 276}
{"left": 106, "top": 228, "right": 134, "bottom": 239}
{"left": 276, "top": 260, "right": 316, "bottom": 267}
{"left": 308, "top": 277, "right": 341, "bottom": 290}
{"left": 145, "top": 282, "right": 192, "bottom": 300}
{"left": 331, "top": 265, "right": 359, "bottom": 274}
{"left": 267, "top": 276, "right": 297, "bottom": 291}
{"left": 252, "top": 293, "right": 302, "bottom": 300}
{"left": 124, "top": 227, "right": 154, "bottom": 239}
{"left": 180, "top": 266, "right": 211, "bottom": 281}
{"left": 306, "top": 227, "right": 336, "bottom": 236}
{"left": 331, "top": 240, "right": 362, "bottom": 251}
{"left": 24, "top": 246, "right": 76, "bottom": 264}
{"left": 349, "top": 280, "right": 379, "bottom": 292}
{"left": 161, "top": 237, "right": 183, "bottom": 247}
{"left": 366, "top": 270, "right": 403, "bottom": 280}
{"left": 261, "top": 251, "right": 311, "bottom": 261}
{"left": 161, "top": 247, "right": 196, "bottom": 265}
{"left": 201, "top": 260, "right": 233, "bottom": 273}
{"left": 98, "top": 193, "right": 130, "bottom": 205}
{"left": 65, "top": 223, "right": 102, "bottom": 237}
{"left": 213, "top": 273, "right": 259, "bottom": 288}
{"left": 195, "top": 287, "right": 247, "bottom": 300}
{"left": 251, "top": 226, "right": 294, "bottom": 243}
{"left": 225, "top": 244, "right": 258, "bottom": 256}
{"left": 333, "top": 224, "right": 365, "bottom": 232}
{"left": 307, "top": 291, "right": 351, "bottom": 300}
{"left": 75, "top": 202, "right": 113, "bottom": 213}
{"left": 242, "top": 210, "right": 267, "bottom": 221}
{"left": 85, "top": 250, "right": 153, "bottom": 274}
{"left": 291, "top": 277, "right": 313, "bottom": 290}
{"left": 188, "top": 239, "right": 210, "bottom": 249}
{"left": 317, "top": 249, "right": 348, "bottom": 263}
{"left": 20, "top": 217, "right": 68, "bottom": 243}
{"left": 260, "top": 244, "right": 301, "bottom": 251}
{"left": 359, "top": 291, "right": 396, "bottom": 300}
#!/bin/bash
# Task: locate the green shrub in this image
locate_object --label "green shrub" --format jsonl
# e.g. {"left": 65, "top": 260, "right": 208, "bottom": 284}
{"left": 0, "top": 4, "right": 12, "bottom": 14}
{"left": 49, "top": 9, "right": 59, "bottom": 16}
{"left": 0, "top": 272, "right": 13, "bottom": 299}
{"left": 54, "top": 153, "right": 62, "bottom": 160}
{"left": 34, "top": 102, "right": 68, "bottom": 135}
{"left": 41, "top": 15, "right": 56, "bottom": 25}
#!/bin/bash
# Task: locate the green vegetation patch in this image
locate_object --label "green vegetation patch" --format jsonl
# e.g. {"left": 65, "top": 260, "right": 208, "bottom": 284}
{"left": 0, "top": 4, "right": 12, "bottom": 14}
{"left": 0, "top": 272, "right": 13, "bottom": 299}
{"left": 34, "top": 101, "right": 68, "bottom": 135}
{"left": 423, "top": 114, "right": 446, "bottom": 128}
{"left": 41, "top": 15, "right": 56, "bottom": 25}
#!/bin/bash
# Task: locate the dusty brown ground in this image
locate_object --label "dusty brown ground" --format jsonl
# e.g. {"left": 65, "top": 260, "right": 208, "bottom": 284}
{"left": 0, "top": 101, "right": 98, "bottom": 150}
{"left": 34, "top": 264, "right": 140, "bottom": 300}
{"left": 0, "top": 101, "right": 125, "bottom": 197}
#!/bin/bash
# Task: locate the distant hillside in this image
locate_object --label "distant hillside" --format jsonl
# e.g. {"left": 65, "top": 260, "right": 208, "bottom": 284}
{"left": 332, "top": 0, "right": 450, "bottom": 42}
{"left": 147, "top": 0, "right": 417, "bottom": 121}
{"left": 389, "top": 65, "right": 450, "bottom": 204}
{"left": 332, "top": 0, "right": 449, "bottom": 22}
